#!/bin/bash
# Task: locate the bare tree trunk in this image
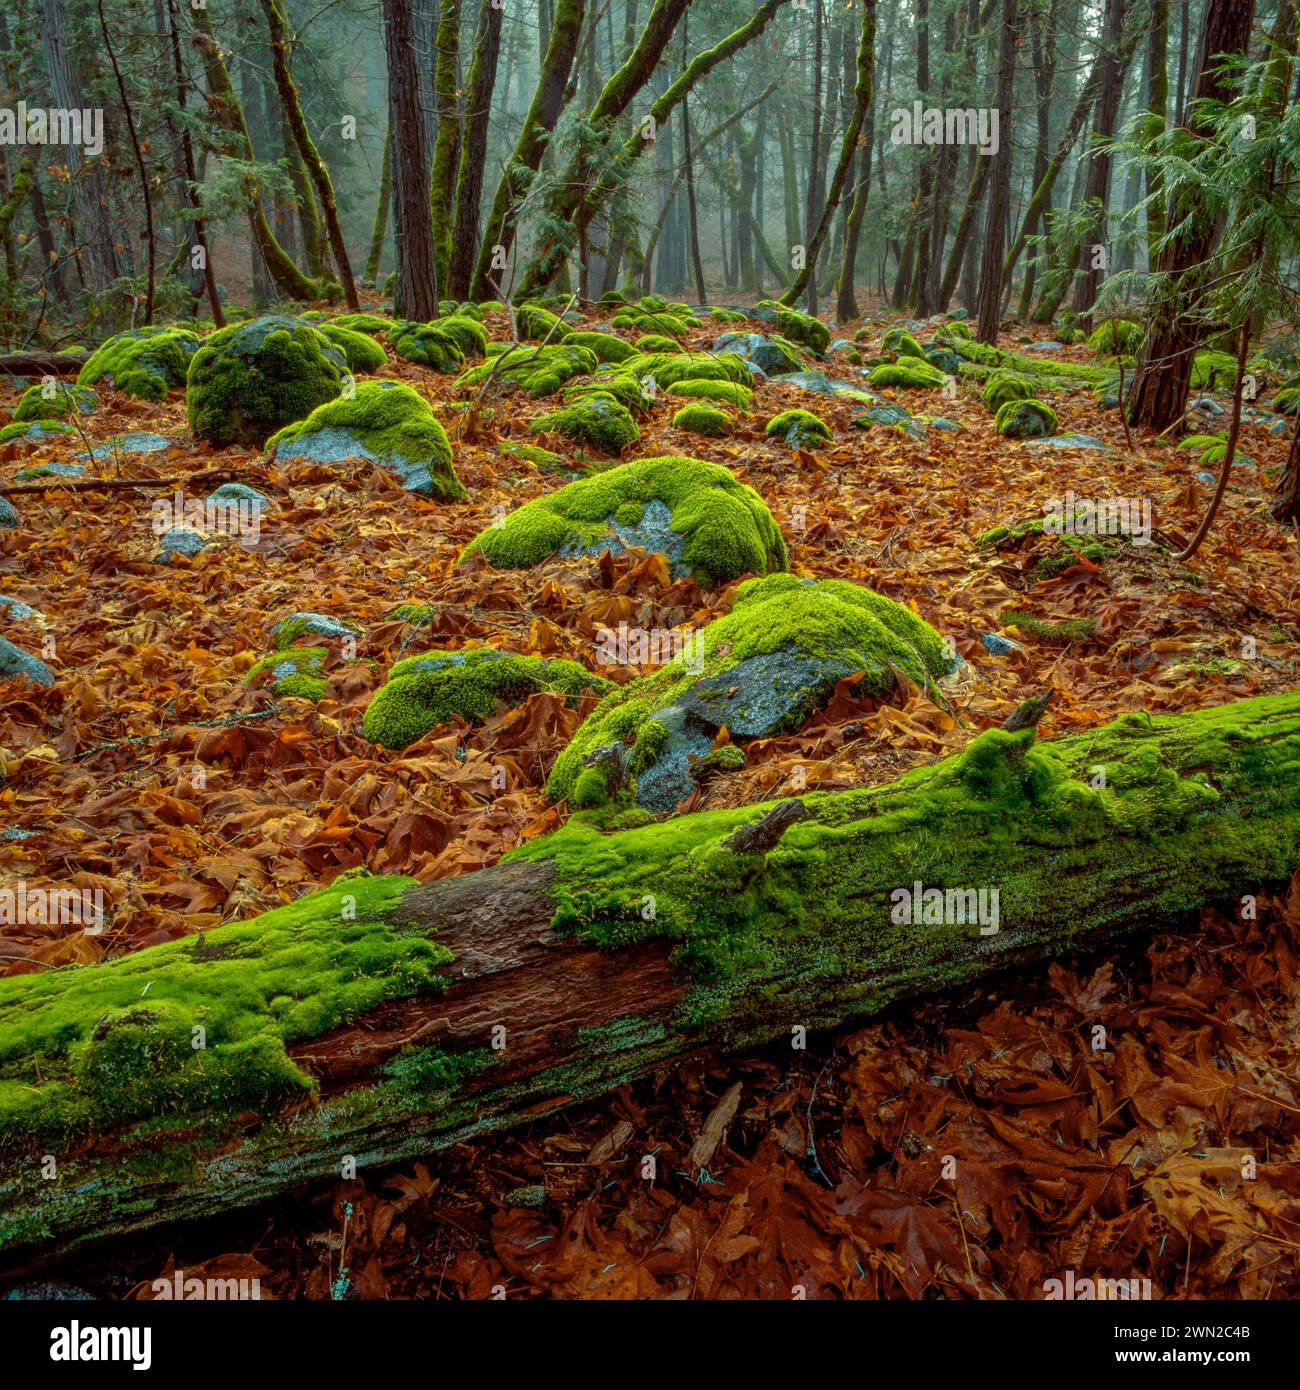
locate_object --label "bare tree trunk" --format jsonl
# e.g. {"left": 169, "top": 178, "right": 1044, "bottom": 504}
{"left": 384, "top": 0, "right": 439, "bottom": 319}
{"left": 976, "top": 0, "right": 1018, "bottom": 343}
{"left": 366, "top": 125, "right": 393, "bottom": 288}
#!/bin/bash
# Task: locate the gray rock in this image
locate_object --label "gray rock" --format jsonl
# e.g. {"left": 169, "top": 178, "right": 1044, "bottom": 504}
{"left": 713, "top": 332, "right": 801, "bottom": 376}
{"left": 75, "top": 431, "right": 173, "bottom": 463}
{"left": 558, "top": 497, "right": 690, "bottom": 577}
{"left": 0, "top": 635, "right": 55, "bottom": 687}
{"left": 154, "top": 526, "right": 213, "bottom": 563}
{"left": 0, "top": 496, "right": 17, "bottom": 528}
{"left": 1023, "top": 433, "right": 1114, "bottom": 451}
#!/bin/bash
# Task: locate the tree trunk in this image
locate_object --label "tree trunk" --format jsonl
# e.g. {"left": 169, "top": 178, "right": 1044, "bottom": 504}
{"left": 261, "top": 0, "right": 360, "bottom": 308}
{"left": 1145, "top": 0, "right": 1170, "bottom": 255}
{"left": 1, "top": 693, "right": 1297, "bottom": 1271}
{"left": 976, "top": 0, "right": 1018, "bottom": 342}
{"left": 1127, "top": 0, "right": 1256, "bottom": 433}
{"left": 469, "top": 0, "right": 584, "bottom": 299}
{"left": 365, "top": 125, "right": 393, "bottom": 288}
{"left": 384, "top": 0, "right": 440, "bottom": 319}
{"left": 449, "top": 0, "right": 504, "bottom": 299}
{"left": 802, "top": 0, "right": 825, "bottom": 314}
{"left": 679, "top": 25, "right": 707, "bottom": 304}
{"left": 428, "top": 0, "right": 463, "bottom": 298}
{"left": 1016, "top": 0, "right": 1059, "bottom": 318}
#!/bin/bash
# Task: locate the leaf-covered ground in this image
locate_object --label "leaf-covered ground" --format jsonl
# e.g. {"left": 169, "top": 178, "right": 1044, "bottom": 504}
{"left": 3, "top": 299, "right": 1299, "bottom": 1298}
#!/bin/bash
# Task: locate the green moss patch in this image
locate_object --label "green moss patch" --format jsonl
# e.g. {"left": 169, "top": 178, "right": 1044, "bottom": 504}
{"left": 13, "top": 383, "right": 98, "bottom": 422}
{"left": 334, "top": 312, "right": 398, "bottom": 334}
{"left": 267, "top": 380, "right": 465, "bottom": 501}
{"left": 621, "top": 352, "right": 752, "bottom": 389}
{"left": 995, "top": 398, "right": 1058, "bottom": 438}
{"left": 185, "top": 314, "right": 344, "bottom": 448}
{"left": 565, "top": 331, "right": 637, "bottom": 364}
{"left": 457, "top": 342, "right": 600, "bottom": 397}
{"left": 531, "top": 394, "right": 640, "bottom": 456}
{"left": 460, "top": 454, "right": 789, "bottom": 588}
{"left": 320, "top": 323, "right": 388, "bottom": 373}
{"left": 882, "top": 326, "right": 925, "bottom": 358}
{"left": 76, "top": 326, "right": 200, "bottom": 402}
{"left": 870, "top": 356, "right": 946, "bottom": 389}
{"left": 515, "top": 302, "right": 571, "bottom": 341}
{"left": 665, "top": 378, "right": 752, "bottom": 408}
{"left": 981, "top": 370, "right": 1035, "bottom": 412}
{"left": 363, "top": 648, "right": 612, "bottom": 749}
{"left": 0, "top": 419, "right": 74, "bottom": 444}
{"left": 765, "top": 408, "right": 831, "bottom": 449}
{"left": 672, "top": 403, "right": 733, "bottom": 436}
{"left": 754, "top": 301, "right": 830, "bottom": 354}
{"left": 1087, "top": 319, "right": 1143, "bottom": 358}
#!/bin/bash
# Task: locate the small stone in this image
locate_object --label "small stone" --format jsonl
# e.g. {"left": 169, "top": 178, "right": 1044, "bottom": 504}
{"left": 0, "top": 635, "right": 55, "bottom": 687}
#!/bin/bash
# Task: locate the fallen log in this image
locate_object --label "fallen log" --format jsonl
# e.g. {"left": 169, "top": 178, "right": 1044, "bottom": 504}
{"left": 0, "top": 351, "right": 89, "bottom": 378}
{"left": 1, "top": 692, "right": 1298, "bottom": 1268}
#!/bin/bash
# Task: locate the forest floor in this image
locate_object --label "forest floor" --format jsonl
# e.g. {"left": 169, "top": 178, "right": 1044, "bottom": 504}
{"left": 2, "top": 297, "right": 1299, "bottom": 1299}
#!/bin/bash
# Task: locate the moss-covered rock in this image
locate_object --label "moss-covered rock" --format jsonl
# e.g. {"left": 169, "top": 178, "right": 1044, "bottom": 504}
{"left": 319, "top": 323, "right": 388, "bottom": 373}
{"left": 548, "top": 573, "right": 955, "bottom": 811}
{"left": 363, "top": 648, "right": 612, "bottom": 749}
{"left": 514, "top": 302, "right": 571, "bottom": 341}
{"left": 531, "top": 393, "right": 640, "bottom": 456}
{"left": 995, "top": 398, "right": 1058, "bottom": 438}
{"left": 870, "top": 355, "right": 946, "bottom": 389}
{"left": 456, "top": 342, "right": 600, "bottom": 397}
{"left": 500, "top": 440, "right": 568, "bottom": 472}
{"left": 621, "top": 351, "right": 751, "bottom": 389}
{"left": 940, "top": 319, "right": 973, "bottom": 340}
{"left": 633, "top": 334, "right": 682, "bottom": 354}
{"left": 882, "top": 326, "right": 925, "bottom": 358}
{"left": 0, "top": 420, "right": 74, "bottom": 444}
{"left": 665, "top": 377, "right": 753, "bottom": 408}
{"left": 1087, "top": 319, "right": 1143, "bottom": 358}
{"left": 981, "top": 369, "right": 1035, "bottom": 412}
{"left": 753, "top": 300, "right": 830, "bottom": 353}
{"left": 712, "top": 332, "right": 803, "bottom": 376}
{"left": 185, "top": 314, "right": 344, "bottom": 447}
{"left": 389, "top": 319, "right": 477, "bottom": 371}
{"left": 672, "top": 402, "right": 734, "bottom": 436}
{"left": 764, "top": 408, "right": 831, "bottom": 449}
{"left": 267, "top": 380, "right": 465, "bottom": 500}
{"left": 334, "top": 312, "right": 398, "bottom": 335}
{"left": 565, "top": 330, "right": 637, "bottom": 364}
{"left": 13, "top": 383, "right": 98, "bottom": 422}
{"left": 460, "top": 455, "right": 789, "bottom": 587}
{"left": 1191, "top": 350, "right": 1238, "bottom": 390}
{"left": 925, "top": 347, "right": 961, "bottom": 375}
{"left": 565, "top": 373, "right": 653, "bottom": 415}
{"left": 76, "top": 326, "right": 200, "bottom": 402}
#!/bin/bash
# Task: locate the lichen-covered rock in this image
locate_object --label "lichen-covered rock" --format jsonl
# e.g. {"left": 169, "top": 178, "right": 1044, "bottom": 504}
{"left": 16, "top": 460, "right": 85, "bottom": 482}
{"left": 270, "top": 612, "right": 360, "bottom": 646}
{"left": 765, "top": 408, "right": 831, "bottom": 449}
{"left": 0, "top": 420, "right": 75, "bottom": 445}
{"left": 207, "top": 481, "right": 272, "bottom": 514}
{"left": 853, "top": 401, "right": 926, "bottom": 441}
{"left": 548, "top": 573, "right": 955, "bottom": 811}
{"left": 665, "top": 378, "right": 752, "bottom": 409}
{"left": 152, "top": 527, "right": 215, "bottom": 564}
{"left": 712, "top": 332, "right": 803, "bottom": 377}
{"left": 672, "top": 402, "right": 733, "bottom": 436}
{"left": 995, "top": 398, "right": 1058, "bottom": 439}
{"left": 363, "top": 647, "right": 611, "bottom": 749}
{"left": 531, "top": 393, "right": 640, "bottom": 456}
{"left": 0, "top": 634, "right": 55, "bottom": 687}
{"left": 267, "top": 380, "right": 464, "bottom": 500}
{"left": 247, "top": 644, "right": 331, "bottom": 701}
{"left": 185, "top": 314, "right": 345, "bottom": 447}
{"left": 76, "top": 326, "right": 201, "bottom": 402}
{"left": 319, "top": 323, "right": 388, "bottom": 373}
{"left": 981, "top": 369, "right": 1035, "bottom": 412}
{"left": 565, "top": 331, "right": 637, "bottom": 364}
{"left": 753, "top": 301, "right": 830, "bottom": 354}
{"left": 13, "top": 383, "right": 98, "bottom": 422}
{"left": 456, "top": 342, "right": 599, "bottom": 397}
{"left": 460, "top": 455, "right": 789, "bottom": 587}
{"left": 870, "top": 356, "right": 946, "bottom": 389}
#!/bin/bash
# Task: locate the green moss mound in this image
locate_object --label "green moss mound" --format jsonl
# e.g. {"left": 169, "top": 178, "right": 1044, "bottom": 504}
{"left": 981, "top": 369, "right": 1035, "bottom": 412}
{"left": 870, "top": 356, "right": 946, "bottom": 389}
{"left": 565, "top": 331, "right": 637, "bottom": 364}
{"left": 185, "top": 314, "right": 344, "bottom": 448}
{"left": 363, "top": 647, "right": 611, "bottom": 749}
{"left": 941, "top": 319, "right": 973, "bottom": 340}
{"left": 882, "top": 326, "right": 925, "bottom": 358}
{"left": 532, "top": 393, "right": 640, "bottom": 456}
{"left": 334, "top": 312, "right": 398, "bottom": 334}
{"left": 389, "top": 318, "right": 482, "bottom": 371}
{"left": 1191, "top": 350, "right": 1238, "bottom": 390}
{"left": 995, "top": 398, "right": 1058, "bottom": 438}
{"left": 666, "top": 378, "right": 752, "bottom": 408}
{"left": 621, "top": 351, "right": 751, "bottom": 389}
{"left": 457, "top": 342, "right": 600, "bottom": 397}
{"left": 547, "top": 573, "right": 954, "bottom": 808}
{"left": 13, "top": 383, "right": 98, "bottom": 421}
{"left": 247, "top": 644, "right": 330, "bottom": 702}
{"left": 673, "top": 403, "right": 733, "bottom": 436}
{"left": 0, "top": 876, "right": 451, "bottom": 1146}
{"left": 501, "top": 440, "right": 567, "bottom": 471}
{"left": 0, "top": 419, "right": 74, "bottom": 443}
{"left": 565, "top": 373, "right": 653, "bottom": 415}
{"left": 460, "top": 454, "right": 789, "bottom": 588}
{"left": 320, "top": 323, "right": 388, "bottom": 373}
{"left": 267, "top": 380, "right": 465, "bottom": 501}
{"left": 515, "top": 302, "right": 571, "bottom": 342}
{"left": 754, "top": 300, "right": 830, "bottom": 354}
{"left": 1087, "top": 319, "right": 1143, "bottom": 358}
{"left": 1002, "top": 610, "right": 1097, "bottom": 644}
{"left": 76, "top": 326, "right": 200, "bottom": 402}
{"left": 765, "top": 408, "right": 831, "bottom": 448}
{"left": 634, "top": 334, "right": 682, "bottom": 354}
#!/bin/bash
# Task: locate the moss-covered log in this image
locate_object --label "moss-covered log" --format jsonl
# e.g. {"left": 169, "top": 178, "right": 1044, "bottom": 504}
{"left": 2, "top": 693, "right": 1299, "bottom": 1269}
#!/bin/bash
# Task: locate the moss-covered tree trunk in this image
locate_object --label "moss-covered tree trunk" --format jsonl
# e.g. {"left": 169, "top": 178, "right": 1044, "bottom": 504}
{"left": 261, "top": 0, "right": 359, "bottom": 308}
{"left": 428, "top": 0, "right": 463, "bottom": 297}
{"left": 191, "top": 8, "right": 318, "bottom": 302}
{"left": 365, "top": 125, "right": 393, "bottom": 288}
{"left": 2, "top": 694, "right": 1298, "bottom": 1270}
{"left": 448, "top": 0, "right": 503, "bottom": 299}
{"left": 469, "top": 0, "right": 584, "bottom": 300}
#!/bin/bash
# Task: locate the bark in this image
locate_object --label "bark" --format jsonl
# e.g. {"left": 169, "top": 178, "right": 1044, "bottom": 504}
{"left": 449, "top": 0, "right": 504, "bottom": 299}
{"left": 1, "top": 694, "right": 1297, "bottom": 1269}
{"left": 939, "top": 146, "right": 992, "bottom": 309}
{"left": 191, "top": 8, "right": 318, "bottom": 302}
{"left": 469, "top": 0, "right": 584, "bottom": 299}
{"left": 1127, "top": 0, "right": 1257, "bottom": 432}
{"left": 384, "top": 0, "right": 440, "bottom": 319}
{"left": 1016, "top": 0, "right": 1059, "bottom": 318}
{"left": 365, "top": 125, "right": 393, "bottom": 287}
{"left": 679, "top": 25, "right": 706, "bottom": 304}
{"left": 1146, "top": 0, "right": 1170, "bottom": 253}
{"left": 262, "top": 0, "right": 359, "bottom": 307}
{"left": 803, "top": 0, "right": 826, "bottom": 314}
{"left": 976, "top": 0, "right": 1018, "bottom": 342}
{"left": 429, "top": 0, "right": 463, "bottom": 296}
{"left": 785, "top": 0, "right": 878, "bottom": 311}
